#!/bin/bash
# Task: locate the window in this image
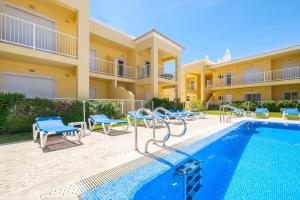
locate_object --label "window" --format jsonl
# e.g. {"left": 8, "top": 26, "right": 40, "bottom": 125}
{"left": 244, "top": 93, "right": 261, "bottom": 102}
{"left": 225, "top": 73, "right": 232, "bottom": 86}
{"left": 283, "top": 92, "right": 298, "bottom": 100}
{"left": 145, "top": 60, "right": 151, "bottom": 77}
{"left": 89, "top": 87, "right": 96, "bottom": 99}
{"left": 117, "top": 58, "right": 127, "bottom": 77}
{"left": 190, "top": 81, "right": 195, "bottom": 90}
{"left": 186, "top": 96, "right": 190, "bottom": 101}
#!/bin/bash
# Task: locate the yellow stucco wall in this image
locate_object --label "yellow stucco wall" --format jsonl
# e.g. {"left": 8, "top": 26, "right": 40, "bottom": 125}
{"left": 0, "top": 58, "right": 77, "bottom": 97}
{"left": 89, "top": 78, "right": 109, "bottom": 99}
{"left": 272, "top": 84, "right": 300, "bottom": 100}
{"left": 211, "top": 86, "right": 272, "bottom": 101}
{"left": 1, "top": 0, "right": 78, "bottom": 36}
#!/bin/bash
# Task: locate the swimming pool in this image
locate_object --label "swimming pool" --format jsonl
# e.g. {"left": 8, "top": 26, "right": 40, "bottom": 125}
{"left": 81, "top": 121, "right": 300, "bottom": 200}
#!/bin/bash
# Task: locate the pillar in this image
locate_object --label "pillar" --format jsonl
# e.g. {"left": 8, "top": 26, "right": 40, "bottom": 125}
{"left": 76, "top": 0, "right": 90, "bottom": 100}
{"left": 151, "top": 39, "right": 159, "bottom": 97}
{"left": 200, "top": 66, "right": 206, "bottom": 102}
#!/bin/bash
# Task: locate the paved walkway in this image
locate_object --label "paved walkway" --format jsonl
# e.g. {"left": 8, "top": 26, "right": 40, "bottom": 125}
{"left": 0, "top": 115, "right": 297, "bottom": 199}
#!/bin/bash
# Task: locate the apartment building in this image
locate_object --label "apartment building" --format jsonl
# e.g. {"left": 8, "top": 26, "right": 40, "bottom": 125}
{"left": 182, "top": 45, "right": 300, "bottom": 104}
{"left": 0, "top": 0, "right": 183, "bottom": 100}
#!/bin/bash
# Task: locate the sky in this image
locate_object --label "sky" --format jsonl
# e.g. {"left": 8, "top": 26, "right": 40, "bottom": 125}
{"left": 90, "top": 0, "right": 300, "bottom": 66}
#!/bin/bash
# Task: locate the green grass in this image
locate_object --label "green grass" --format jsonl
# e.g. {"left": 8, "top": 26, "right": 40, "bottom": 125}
{"left": 0, "top": 132, "right": 32, "bottom": 144}
{"left": 205, "top": 110, "right": 283, "bottom": 118}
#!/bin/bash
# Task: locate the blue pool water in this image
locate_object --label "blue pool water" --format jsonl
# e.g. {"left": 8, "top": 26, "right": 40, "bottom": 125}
{"left": 81, "top": 121, "right": 300, "bottom": 200}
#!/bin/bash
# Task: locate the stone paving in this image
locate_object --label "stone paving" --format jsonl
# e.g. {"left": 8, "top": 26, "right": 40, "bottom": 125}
{"left": 0, "top": 115, "right": 297, "bottom": 199}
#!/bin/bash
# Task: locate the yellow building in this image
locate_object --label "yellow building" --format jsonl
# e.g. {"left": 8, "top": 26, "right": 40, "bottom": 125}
{"left": 0, "top": 0, "right": 183, "bottom": 101}
{"left": 182, "top": 46, "right": 300, "bottom": 107}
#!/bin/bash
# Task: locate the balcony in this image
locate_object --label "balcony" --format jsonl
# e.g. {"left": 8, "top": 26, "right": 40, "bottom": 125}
{"left": 137, "top": 65, "right": 150, "bottom": 79}
{"left": 0, "top": 12, "right": 77, "bottom": 58}
{"left": 89, "top": 56, "right": 136, "bottom": 79}
{"left": 207, "top": 66, "right": 300, "bottom": 88}
{"left": 159, "top": 73, "right": 176, "bottom": 81}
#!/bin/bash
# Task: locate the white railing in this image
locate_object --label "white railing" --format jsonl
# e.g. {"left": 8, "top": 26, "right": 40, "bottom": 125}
{"left": 89, "top": 56, "right": 115, "bottom": 75}
{"left": 0, "top": 12, "right": 77, "bottom": 58}
{"left": 137, "top": 65, "right": 150, "bottom": 79}
{"left": 159, "top": 73, "right": 176, "bottom": 81}
{"left": 89, "top": 99, "right": 146, "bottom": 114}
{"left": 118, "top": 64, "right": 136, "bottom": 79}
{"left": 207, "top": 66, "right": 300, "bottom": 88}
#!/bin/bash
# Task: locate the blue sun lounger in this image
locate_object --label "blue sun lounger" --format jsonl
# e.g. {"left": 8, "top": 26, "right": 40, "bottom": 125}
{"left": 282, "top": 108, "right": 300, "bottom": 119}
{"left": 33, "top": 117, "right": 82, "bottom": 149}
{"left": 254, "top": 108, "right": 269, "bottom": 118}
{"left": 88, "top": 115, "right": 129, "bottom": 134}
{"left": 127, "top": 111, "right": 154, "bottom": 128}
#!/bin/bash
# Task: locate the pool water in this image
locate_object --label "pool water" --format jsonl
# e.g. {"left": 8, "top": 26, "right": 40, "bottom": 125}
{"left": 81, "top": 121, "right": 300, "bottom": 200}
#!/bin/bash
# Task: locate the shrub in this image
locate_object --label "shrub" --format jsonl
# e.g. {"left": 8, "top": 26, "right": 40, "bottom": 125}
{"left": 0, "top": 93, "right": 84, "bottom": 134}
{"left": 88, "top": 100, "right": 122, "bottom": 119}
{"left": 190, "top": 99, "right": 204, "bottom": 111}
{"left": 145, "top": 98, "right": 183, "bottom": 110}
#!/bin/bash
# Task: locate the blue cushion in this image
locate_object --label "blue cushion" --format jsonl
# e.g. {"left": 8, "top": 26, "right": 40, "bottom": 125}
{"left": 283, "top": 108, "right": 299, "bottom": 115}
{"left": 36, "top": 117, "right": 78, "bottom": 134}
{"left": 90, "top": 115, "right": 128, "bottom": 124}
{"left": 255, "top": 108, "right": 269, "bottom": 114}
{"left": 128, "top": 111, "right": 153, "bottom": 120}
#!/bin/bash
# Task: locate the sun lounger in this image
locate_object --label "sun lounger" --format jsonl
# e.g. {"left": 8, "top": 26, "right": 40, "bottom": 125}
{"left": 88, "top": 114, "right": 129, "bottom": 134}
{"left": 33, "top": 117, "right": 82, "bottom": 149}
{"left": 254, "top": 108, "right": 269, "bottom": 118}
{"left": 282, "top": 108, "right": 300, "bottom": 119}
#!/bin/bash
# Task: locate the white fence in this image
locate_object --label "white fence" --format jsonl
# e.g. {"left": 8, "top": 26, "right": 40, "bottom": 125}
{"left": 89, "top": 99, "right": 146, "bottom": 114}
{"left": 89, "top": 56, "right": 115, "bottom": 75}
{"left": 0, "top": 12, "right": 77, "bottom": 58}
{"left": 207, "top": 66, "right": 300, "bottom": 88}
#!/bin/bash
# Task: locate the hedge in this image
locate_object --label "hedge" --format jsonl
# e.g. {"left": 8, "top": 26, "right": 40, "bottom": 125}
{"left": 0, "top": 93, "right": 123, "bottom": 134}
{"left": 145, "top": 97, "right": 183, "bottom": 110}
{"left": 0, "top": 93, "right": 84, "bottom": 134}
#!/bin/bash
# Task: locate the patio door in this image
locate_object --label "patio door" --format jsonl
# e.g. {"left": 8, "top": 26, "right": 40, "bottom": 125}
{"left": 89, "top": 49, "right": 97, "bottom": 71}
{"left": 225, "top": 72, "right": 232, "bottom": 86}
{"left": 3, "top": 4, "right": 56, "bottom": 51}
{"left": 117, "top": 58, "right": 127, "bottom": 77}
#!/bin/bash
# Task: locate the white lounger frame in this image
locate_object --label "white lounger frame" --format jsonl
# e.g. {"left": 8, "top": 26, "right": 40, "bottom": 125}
{"left": 282, "top": 112, "right": 300, "bottom": 120}
{"left": 253, "top": 112, "right": 269, "bottom": 118}
{"left": 127, "top": 115, "right": 154, "bottom": 128}
{"left": 88, "top": 118, "right": 129, "bottom": 134}
{"left": 33, "top": 124, "right": 83, "bottom": 149}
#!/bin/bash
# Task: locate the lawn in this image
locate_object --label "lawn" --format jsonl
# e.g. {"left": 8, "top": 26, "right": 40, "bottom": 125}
{"left": 0, "top": 132, "right": 32, "bottom": 144}
{"left": 205, "top": 110, "right": 282, "bottom": 118}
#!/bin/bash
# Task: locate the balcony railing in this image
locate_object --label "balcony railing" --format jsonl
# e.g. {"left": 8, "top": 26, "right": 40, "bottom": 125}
{"left": 137, "top": 65, "right": 150, "bottom": 79}
{"left": 89, "top": 56, "right": 137, "bottom": 79}
{"left": 207, "top": 66, "right": 300, "bottom": 88}
{"left": 159, "top": 73, "right": 176, "bottom": 81}
{"left": 89, "top": 56, "right": 115, "bottom": 75}
{"left": 0, "top": 12, "right": 77, "bottom": 58}
{"left": 117, "top": 64, "right": 136, "bottom": 79}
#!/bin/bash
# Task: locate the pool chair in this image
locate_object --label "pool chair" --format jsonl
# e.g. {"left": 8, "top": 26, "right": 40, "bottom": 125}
{"left": 127, "top": 111, "right": 154, "bottom": 128}
{"left": 254, "top": 108, "right": 269, "bottom": 118}
{"left": 230, "top": 108, "right": 245, "bottom": 117}
{"left": 282, "top": 108, "right": 300, "bottom": 119}
{"left": 167, "top": 109, "right": 193, "bottom": 120}
{"left": 33, "top": 117, "right": 83, "bottom": 149}
{"left": 180, "top": 110, "right": 207, "bottom": 119}
{"left": 88, "top": 115, "right": 129, "bottom": 134}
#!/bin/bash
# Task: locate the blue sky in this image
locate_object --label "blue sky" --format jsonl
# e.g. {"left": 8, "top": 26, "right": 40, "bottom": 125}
{"left": 90, "top": 0, "right": 300, "bottom": 65}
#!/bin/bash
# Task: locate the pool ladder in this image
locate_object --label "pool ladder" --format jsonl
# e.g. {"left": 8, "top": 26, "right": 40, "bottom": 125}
{"left": 134, "top": 108, "right": 187, "bottom": 153}
{"left": 219, "top": 104, "right": 241, "bottom": 123}
{"left": 176, "top": 159, "right": 202, "bottom": 200}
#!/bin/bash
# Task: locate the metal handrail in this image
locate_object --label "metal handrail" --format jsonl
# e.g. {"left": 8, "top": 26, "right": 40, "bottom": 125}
{"left": 134, "top": 108, "right": 171, "bottom": 153}
{"left": 219, "top": 104, "right": 240, "bottom": 123}
{"left": 154, "top": 107, "right": 187, "bottom": 137}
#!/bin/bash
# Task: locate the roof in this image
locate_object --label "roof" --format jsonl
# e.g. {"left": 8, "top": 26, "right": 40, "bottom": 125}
{"left": 134, "top": 29, "right": 184, "bottom": 50}
{"left": 210, "top": 44, "right": 300, "bottom": 68}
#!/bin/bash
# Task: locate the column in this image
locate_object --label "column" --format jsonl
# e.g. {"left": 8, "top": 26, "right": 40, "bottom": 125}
{"left": 151, "top": 39, "right": 159, "bottom": 97}
{"left": 200, "top": 66, "right": 206, "bottom": 102}
{"left": 175, "top": 56, "right": 181, "bottom": 100}
{"left": 76, "top": 0, "right": 90, "bottom": 100}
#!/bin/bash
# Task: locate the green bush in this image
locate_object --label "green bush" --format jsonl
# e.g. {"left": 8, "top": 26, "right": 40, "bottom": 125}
{"left": 0, "top": 93, "right": 84, "bottom": 134}
{"left": 145, "top": 98, "right": 183, "bottom": 110}
{"left": 190, "top": 99, "right": 204, "bottom": 111}
{"left": 89, "top": 100, "right": 122, "bottom": 119}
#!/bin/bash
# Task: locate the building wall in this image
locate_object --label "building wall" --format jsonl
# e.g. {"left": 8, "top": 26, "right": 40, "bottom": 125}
{"left": 272, "top": 84, "right": 300, "bottom": 100}
{"left": 1, "top": 0, "right": 78, "bottom": 36}
{"left": 211, "top": 86, "right": 272, "bottom": 101}
{"left": 0, "top": 58, "right": 77, "bottom": 97}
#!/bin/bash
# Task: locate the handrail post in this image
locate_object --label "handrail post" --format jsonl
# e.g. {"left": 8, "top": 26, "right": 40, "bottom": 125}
{"left": 32, "top": 24, "right": 36, "bottom": 49}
